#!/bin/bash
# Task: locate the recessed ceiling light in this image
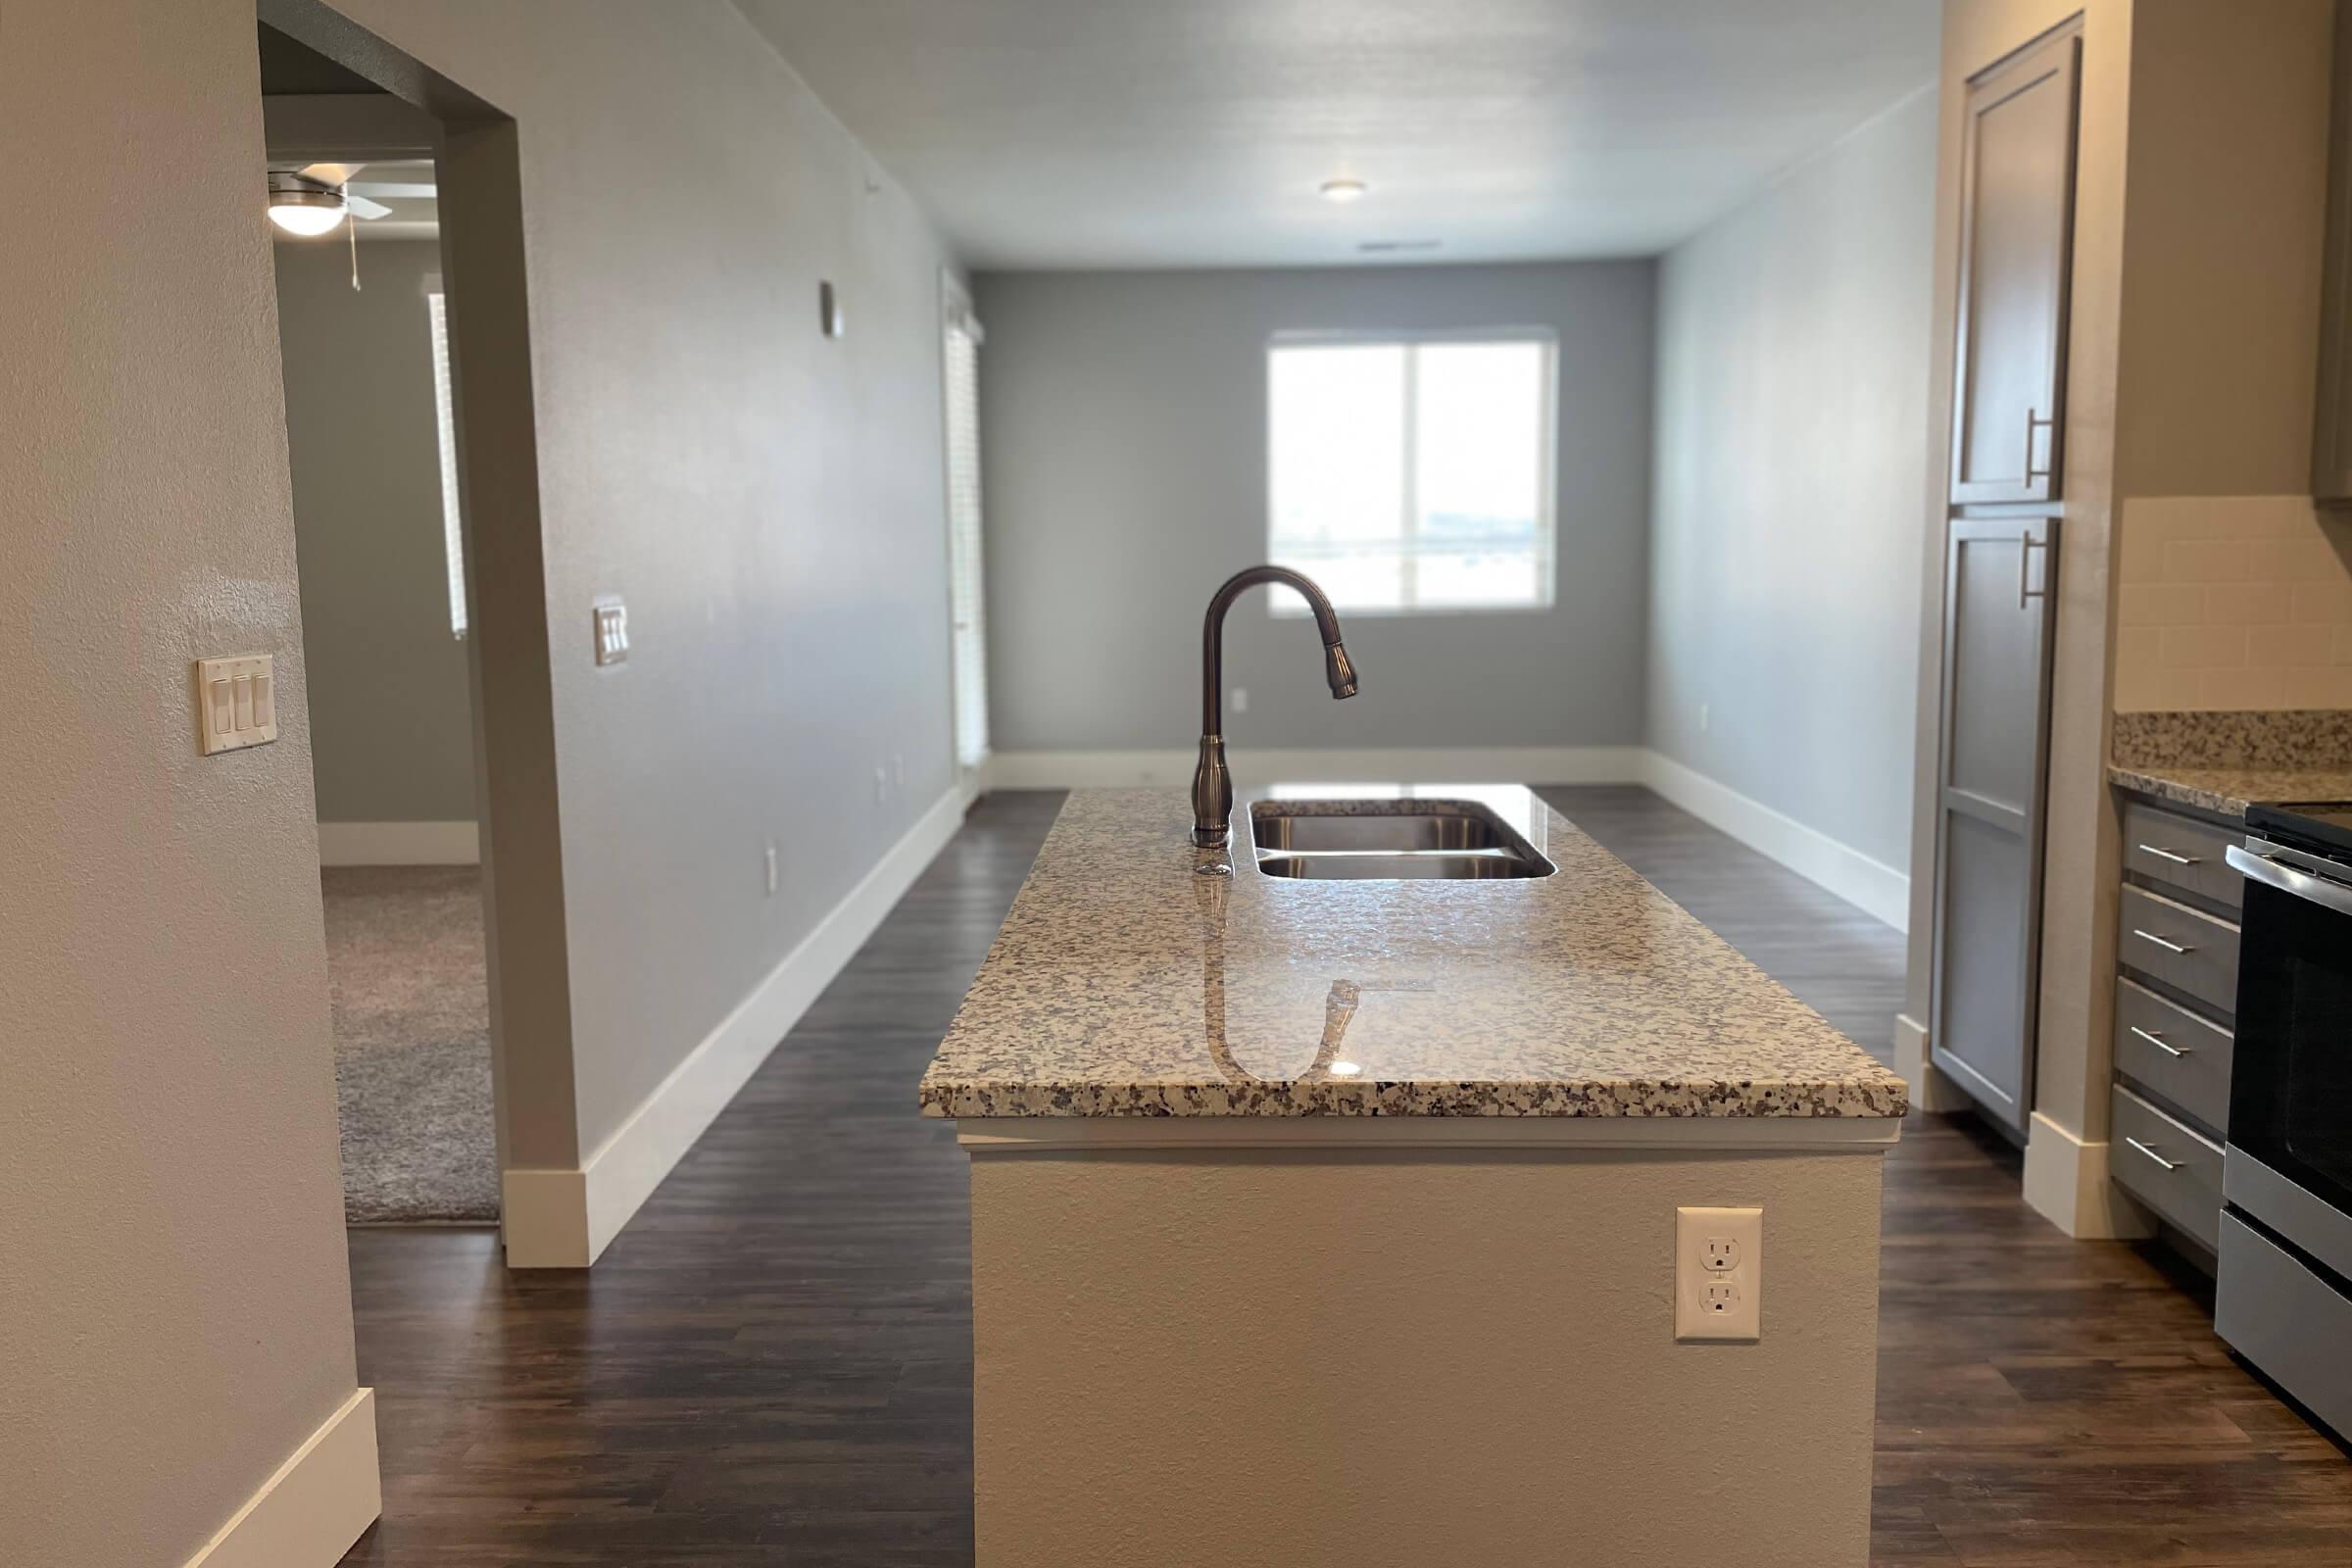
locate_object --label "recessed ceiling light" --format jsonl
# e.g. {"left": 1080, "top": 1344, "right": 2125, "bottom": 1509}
{"left": 1319, "top": 178, "right": 1369, "bottom": 204}
{"left": 1358, "top": 239, "right": 1443, "bottom": 255}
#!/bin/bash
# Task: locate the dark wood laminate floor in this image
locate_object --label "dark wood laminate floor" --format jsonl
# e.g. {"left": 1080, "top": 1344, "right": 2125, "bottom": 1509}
{"left": 340, "top": 787, "right": 2351, "bottom": 1566}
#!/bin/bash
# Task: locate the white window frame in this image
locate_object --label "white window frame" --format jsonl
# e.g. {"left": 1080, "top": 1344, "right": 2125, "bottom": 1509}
{"left": 1264, "top": 326, "right": 1559, "bottom": 617}
{"left": 424, "top": 274, "right": 468, "bottom": 640}
{"left": 943, "top": 275, "right": 990, "bottom": 775}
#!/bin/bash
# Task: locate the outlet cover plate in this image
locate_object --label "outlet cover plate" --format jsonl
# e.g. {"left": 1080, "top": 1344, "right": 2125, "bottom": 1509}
{"left": 1676, "top": 1205, "right": 1762, "bottom": 1342}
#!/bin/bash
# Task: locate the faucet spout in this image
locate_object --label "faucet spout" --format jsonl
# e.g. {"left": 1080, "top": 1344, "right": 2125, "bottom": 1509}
{"left": 1191, "top": 565, "right": 1358, "bottom": 847}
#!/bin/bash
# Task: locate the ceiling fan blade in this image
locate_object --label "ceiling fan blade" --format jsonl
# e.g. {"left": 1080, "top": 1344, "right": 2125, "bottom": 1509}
{"left": 297, "top": 161, "right": 368, "bottom": 186}
{"left": 345, "top": 194, "right": 395, "bottom": 220}
{"left": 345, "top": 180, "right": 436, "bottom": 200}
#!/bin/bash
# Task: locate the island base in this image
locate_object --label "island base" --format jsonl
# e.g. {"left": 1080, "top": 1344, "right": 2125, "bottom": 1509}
{"left": 964, "top": 1119, "right": 1892, "bottom": 1568}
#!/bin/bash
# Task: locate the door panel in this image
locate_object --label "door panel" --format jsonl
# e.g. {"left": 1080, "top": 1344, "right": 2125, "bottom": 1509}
{"left": 1931, "top": 518, "right": 2060, "bottom": 1130}
{"left": 1950, "top": 24, "right": 2081, "bottom": 505}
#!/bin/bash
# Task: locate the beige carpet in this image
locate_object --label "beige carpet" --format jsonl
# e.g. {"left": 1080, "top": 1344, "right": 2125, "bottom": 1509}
{"left": 320, "top": 865, "right": 499, "bottom": 1224}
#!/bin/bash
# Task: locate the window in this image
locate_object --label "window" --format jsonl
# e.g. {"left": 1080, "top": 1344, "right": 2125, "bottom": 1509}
{"left": 1266, "top": 332, "right": 1555, "bottom": 613}
{"left": 944, "top": 285, "right": 990, "bottom": 770}
{"left": 425, "top": 287, "right": 467, "bottom": 639}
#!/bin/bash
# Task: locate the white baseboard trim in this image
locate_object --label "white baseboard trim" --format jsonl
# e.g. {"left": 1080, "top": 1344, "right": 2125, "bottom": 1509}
{"left": 2022, "top": 1109, "right": 2157, "bottom": 1240}
{"left": 500, "top": 785, "right": 969, "bottom": 1267}
{"left": 317, "top": 820, "right": 480, "bottom": 866}
{"left": 181, "top": 1387, "right": 379, "bottom": 1568}
{"left": 985, "top": 746, "right": 1646, "bottom": 792}
{"left": 1637, "top": 753, "right": 1910, "bottom": 932}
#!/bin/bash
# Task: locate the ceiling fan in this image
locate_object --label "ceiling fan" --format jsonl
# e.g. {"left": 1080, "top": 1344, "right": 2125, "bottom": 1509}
{"left": 265, "top": 162, "right": 396, "bottom": 237}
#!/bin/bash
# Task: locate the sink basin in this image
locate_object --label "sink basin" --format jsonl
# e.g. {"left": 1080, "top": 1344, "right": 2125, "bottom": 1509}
{"left": 1250, "top": 801, "right": 1555, "bottom": 880}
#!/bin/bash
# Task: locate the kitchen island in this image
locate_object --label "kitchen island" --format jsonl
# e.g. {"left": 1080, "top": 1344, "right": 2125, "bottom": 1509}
{"left": 922, "top": 786, "right": 1906, "bottom": 1568}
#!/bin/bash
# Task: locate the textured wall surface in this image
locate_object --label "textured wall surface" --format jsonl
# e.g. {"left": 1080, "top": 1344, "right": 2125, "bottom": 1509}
{"left": 319, "top": 0, "right": 964, "bottom": 1154}
{"left": 974, "top": 263, "right": 1655, "bottom": 754}
{"left": 275, "top": 237, "right": 478, "bottom": 824}
{"left": 972, "top": 1146, "right": 1886, "bottom": 1566}
{"left": 0, "top": 3, "right": 362, "bottom": 1564}
{"left": 1648, "top": 86, "right": 1936, "bottom": 880}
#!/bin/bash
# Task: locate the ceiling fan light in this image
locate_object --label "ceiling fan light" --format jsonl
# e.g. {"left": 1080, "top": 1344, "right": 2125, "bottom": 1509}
{"left": 268, "top": 199, "right": 346, "bottom": 236}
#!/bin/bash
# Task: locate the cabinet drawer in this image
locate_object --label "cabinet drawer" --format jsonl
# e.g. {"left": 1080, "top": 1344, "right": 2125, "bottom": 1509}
{"left": 2121, "top": 800, "right": 2242, "bottom": 911}
{"left": 2112, "top": 977, "right": 2233, "bottom": 1135}
{"left": 2110, "top": 1084, "right": 2225, "bottom": 1251}
{"left": 2117, "top": 884, "right": 2240, "bottom": 1015}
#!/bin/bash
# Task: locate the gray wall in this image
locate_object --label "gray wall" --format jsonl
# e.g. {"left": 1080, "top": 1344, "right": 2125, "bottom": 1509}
{"left": 2, "top": 2, "right": 361, "bottom": 1563}
{"left": 275, "top": 236, "right": 478, "bottom": 824}
{"left": 1647, "top": 87, "right": 1936, "bottom": 877}
{"left": 326, "top": 0, "right": 963, "bottom": 1158}
{"left": 3, "top": 2, "right": 963, "bottom": 1557}
{"left": 975, "top": 264, "right": 1655, "bottom": 753}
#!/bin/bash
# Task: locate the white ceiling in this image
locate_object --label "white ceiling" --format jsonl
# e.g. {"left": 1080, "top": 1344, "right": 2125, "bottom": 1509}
{"left": 733, "top": 0, "right": 1940, "bottom": 270}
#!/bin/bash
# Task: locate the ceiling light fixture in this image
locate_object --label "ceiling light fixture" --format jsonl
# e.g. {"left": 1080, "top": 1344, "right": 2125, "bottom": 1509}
{"left": 267, "top": 171, "right": 348, "bottom": 237}
{"left": 1319, "top": 178, "right": 1369, "bottom": 204}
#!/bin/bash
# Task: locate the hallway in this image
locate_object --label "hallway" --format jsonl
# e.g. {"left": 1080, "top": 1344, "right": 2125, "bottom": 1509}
{"left": 340, "top": 790, "right": 2352, "bottom": 1566}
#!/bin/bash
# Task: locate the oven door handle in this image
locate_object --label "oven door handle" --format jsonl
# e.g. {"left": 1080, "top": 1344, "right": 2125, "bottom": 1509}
{"left": 2227, "top": 843, "right": 2352, "bottom": 917}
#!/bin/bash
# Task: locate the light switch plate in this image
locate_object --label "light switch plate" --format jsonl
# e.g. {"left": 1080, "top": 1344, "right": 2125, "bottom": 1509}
{"left": 1676, "top": 1205, "right": 1762, "bottom": 1343}
{"left": 593, "top": 600, "right": 628, "bottom": 666}
{"left": 195, "top": 655, "right": 278, "bottom": 755}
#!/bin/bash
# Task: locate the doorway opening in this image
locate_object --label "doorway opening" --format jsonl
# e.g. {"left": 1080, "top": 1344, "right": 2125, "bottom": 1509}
{"left": 256, "top": 3, "right": 575, "bottom": 1253}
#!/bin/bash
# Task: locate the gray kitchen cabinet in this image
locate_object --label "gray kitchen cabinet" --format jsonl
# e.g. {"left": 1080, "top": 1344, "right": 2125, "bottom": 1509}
{"left": 1929, "top": 516, "right": 2060, "bottom": 1129}
{"left": 1949, "top": 22, "right": 2082, "bottom": 505}
{"left": 2316, "top": 3, "right": 2352, "bottom": 501}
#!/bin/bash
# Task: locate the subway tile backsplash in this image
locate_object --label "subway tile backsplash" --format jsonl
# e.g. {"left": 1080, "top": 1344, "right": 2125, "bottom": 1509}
{"left": 2115, "top": 495, "right": 2352, "bottom": 711}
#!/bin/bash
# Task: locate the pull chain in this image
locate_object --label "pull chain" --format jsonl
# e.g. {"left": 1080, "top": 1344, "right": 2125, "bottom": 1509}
{"left": 346, "top": 182, "right": 362, "bottom": 291}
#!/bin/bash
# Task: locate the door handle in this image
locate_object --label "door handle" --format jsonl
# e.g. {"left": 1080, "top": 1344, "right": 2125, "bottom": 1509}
{"left": 2018, "top": 532, "right": 2051, "bottom": 610}
{"left": 2129, "top": 1024, "right": 2190, "bottom": 1057}
{"left": 2130, "top": 928, "right": 2193, "bottom": 956}
{"left": 2123, "top": 1136, "right": 2180, "bottom": 1172}
{"left": 2135, "top": 844, "right": 2198, "bottom": 866}
{"left": 2024, "top": 407, "right": 2055, "bottom": 482}
{"left": 2227, "top": 843, "right": 2352, "bottom": 918}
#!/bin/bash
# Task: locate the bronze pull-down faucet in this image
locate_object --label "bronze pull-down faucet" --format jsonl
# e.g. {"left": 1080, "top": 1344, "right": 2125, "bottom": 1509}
{"left": 1191, "top": 565, "right": 1358, "bottom": 847}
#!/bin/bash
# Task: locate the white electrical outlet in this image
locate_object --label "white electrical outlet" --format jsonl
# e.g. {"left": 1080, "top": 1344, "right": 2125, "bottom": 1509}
{"left": 892, "top": 753, "right": 906, "bottom": 792}
{"left": 873, "top": 765, "right": 888, "bottom": 804}
{"left": 763, "top": 841, "right": 779, "bottom": 897}
{"left": 1676, "top": 1205, "right": 1762, "bottom": 1342}
{"left": 1231, "top": 686, "right": 1250, "bottom": 714}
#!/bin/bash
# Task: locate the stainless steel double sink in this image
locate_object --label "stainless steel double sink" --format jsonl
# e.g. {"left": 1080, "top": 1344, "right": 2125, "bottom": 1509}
{"left": 1249, "top": 800, "right": 1555, "bottom": 881}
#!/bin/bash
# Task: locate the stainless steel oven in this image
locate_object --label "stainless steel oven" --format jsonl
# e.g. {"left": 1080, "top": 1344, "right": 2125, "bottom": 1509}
{"left": 2217, "top": 806, "right": 2352, "bottom": 1441}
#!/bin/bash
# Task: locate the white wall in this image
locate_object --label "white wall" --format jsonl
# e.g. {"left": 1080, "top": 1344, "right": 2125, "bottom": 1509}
{"left": 275, "top": 236, "right": 478, "bottom": 825}
{"left": 975, "top": 264, "right": 1654, "bottom": 756}
{"left": 1646, "top": 86, "right": 1937, "bottom": 885}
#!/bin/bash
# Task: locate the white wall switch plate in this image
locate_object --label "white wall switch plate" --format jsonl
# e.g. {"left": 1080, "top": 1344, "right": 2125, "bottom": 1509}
{"left": 195, "top": 655, "right": 278, "bottom": 755}
{"left": 1231, "top": 686, "right": 1250, "bottom": 714}
{"left": 593, "top": 599, "right": 628, "bottom": 666}
{"left": 1676, "top": 1205, "right": 1762, "bottom": 1342}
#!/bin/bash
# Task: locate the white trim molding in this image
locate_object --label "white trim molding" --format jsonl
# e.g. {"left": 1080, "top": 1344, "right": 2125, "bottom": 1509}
{"left": 501, "top": 785, "right": 970, "bottom": 1267}
{"left": 2023, "top": 1110, "right": 2157, "bottom": 1240}
{"left": 1891, "top": 1012, "right": 1973, "bottom": 1113}
{"left": 986, "top": 746, "right": 1645, "bottom": 792}
{"left": 1637, "top": 753, "right": 1910, "bottom": 931}
{"left": 180, "top": 1388, "right": 379, "bottom": 1568}
{"left": 316, "top": 820, "right": 480, "bottom": 866}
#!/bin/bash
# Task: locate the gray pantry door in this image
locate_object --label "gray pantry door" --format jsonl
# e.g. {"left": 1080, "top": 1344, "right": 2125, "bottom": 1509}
{"left": 1930, "top": 516, "right": 2060, "bottom": 1129}
{"left": 1948, "top": 22, "right": 2081, "bottom": 507}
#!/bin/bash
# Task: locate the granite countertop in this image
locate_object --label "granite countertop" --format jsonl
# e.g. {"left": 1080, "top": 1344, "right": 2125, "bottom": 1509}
{"left": 2106, "top": 762, "right": 2352, "bottom": 818}
{"left": 918, "top": 786, "right": 1908, "bottom": 1120}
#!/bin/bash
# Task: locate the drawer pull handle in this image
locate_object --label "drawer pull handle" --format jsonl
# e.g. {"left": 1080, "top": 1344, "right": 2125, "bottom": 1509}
{"left": 2124, "top": 1136, "right": 2180, "bottom": 1172}
{"left": 2126, "top": 1024, "right": 2191, "bottom": 1062}
{"left": 2131, "top": 928, "right": 2193, "bottom": 956}
{"left": 2129, "top": 1025, "right": 2191, "bottom": 1057}
{"left": 2137, "top": 844, "right": 2199, "bottom": 866}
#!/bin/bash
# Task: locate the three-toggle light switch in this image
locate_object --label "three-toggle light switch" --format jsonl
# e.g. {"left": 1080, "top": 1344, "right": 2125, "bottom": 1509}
{"left": 195, "top": 655, "right": 278, "bottom": 755}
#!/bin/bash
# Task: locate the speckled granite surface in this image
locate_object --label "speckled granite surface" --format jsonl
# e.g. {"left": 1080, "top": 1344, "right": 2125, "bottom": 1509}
{"left": 919, "top": 787, "right": 1908, "bottom": 1120}
{"left": 2109, "top": 709, "right": 2352, "bottom": 816}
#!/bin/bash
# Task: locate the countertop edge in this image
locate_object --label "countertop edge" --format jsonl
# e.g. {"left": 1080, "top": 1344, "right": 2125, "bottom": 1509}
{"left": 916, "top": 1078, "right": 1910, "bottom": 1121}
